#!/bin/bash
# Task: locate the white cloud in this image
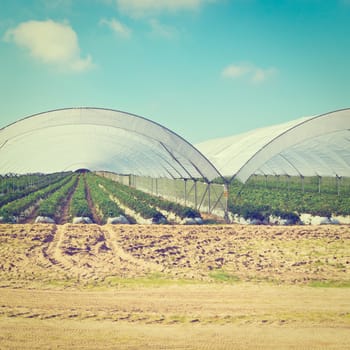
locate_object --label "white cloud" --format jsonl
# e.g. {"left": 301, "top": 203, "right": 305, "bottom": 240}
{"left": 222, "top": 63, "right": 277, "bottom": 84}
{"left": 116, "top": 0, "right": 209, "bottom": 17}
{"left": 221, "top": 63, "right": 251, "bottom": 79}
{"left": 149, "top": 19, "right": 178, "bottom": 39}
{"left": 100, "top": 18, "right": 132, "bottom": 38}
{"left": 4, "top": 20, "right": 94, "bottom": 73}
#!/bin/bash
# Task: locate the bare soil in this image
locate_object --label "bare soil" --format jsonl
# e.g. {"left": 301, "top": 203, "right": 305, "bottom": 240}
{"left": 0, "top": 224, "right": 349, "bottom": 349}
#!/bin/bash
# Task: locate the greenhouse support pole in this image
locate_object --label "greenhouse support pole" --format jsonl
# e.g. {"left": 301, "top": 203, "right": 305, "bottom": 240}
{"left": 337, "top": 175, "right": 341, "bottom": 196}
{"left": 194, "top": 180, "right": 198, "bottom": 210}
{"left": 223, "top": 183, "right": 229, "bottom": 223}
{"left": 208, "top": 182, "right": 211, "bottom": 213}
{"left": 198, "top": 184, "right": 209, "bottom": 212}
{"left": 184, "top": 179, "right": 187, "bottom": 206}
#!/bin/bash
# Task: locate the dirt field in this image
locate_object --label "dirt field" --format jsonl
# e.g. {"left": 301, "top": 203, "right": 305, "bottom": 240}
{"left": 0, "top": 224, "right": 349, "bottom": 349}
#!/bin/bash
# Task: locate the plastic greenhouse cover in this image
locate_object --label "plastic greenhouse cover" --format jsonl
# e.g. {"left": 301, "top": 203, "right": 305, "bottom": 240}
{"left": 196, "top": 109, "right": 350, "bottom": 182}
{"left": 0, "top": 108, "right": 222, "bottom": 181}
{"left": 1, "top": 107, "right": 349, "bottom": 183}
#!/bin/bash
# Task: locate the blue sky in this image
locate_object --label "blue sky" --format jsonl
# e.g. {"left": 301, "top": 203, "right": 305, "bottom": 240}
{"left": 1, "top": 0, "right": 350, "bottom": 143}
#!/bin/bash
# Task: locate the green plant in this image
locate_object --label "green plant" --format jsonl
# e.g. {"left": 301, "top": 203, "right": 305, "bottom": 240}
{"left": 69, "top": 175, "right": 92, "bottom": 218}
{"left": 0, "top": 172, "right": 71, "bottom": 207}
{"left": 95, "top": 176, "right": 164, "bottom": 221}
{"left": 37, "top": 175, "right": 78, "bottom": 218}
{"left": 228, "top": 175, "right": 350, "bottom": 221}
{"left": 85, "top": 174, "right": 125, "bottom": 223}
{"left": 0, "top": 174, "right": 74, "bottom": 218}
{"left": 95, "top": 175, "right": 201, "bottom": 221}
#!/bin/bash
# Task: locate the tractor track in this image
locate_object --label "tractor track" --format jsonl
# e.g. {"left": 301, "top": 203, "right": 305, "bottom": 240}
{"left": 40, "top": 223, "right": 162, "bottom": 279}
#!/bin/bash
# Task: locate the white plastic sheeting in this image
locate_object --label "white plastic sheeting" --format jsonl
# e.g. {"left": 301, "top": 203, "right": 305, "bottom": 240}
{"left": 196, "top": 109, "right": 350, "bottom": 183}
{"left": 0, "top": 108, "right": 222, "bottom": 181}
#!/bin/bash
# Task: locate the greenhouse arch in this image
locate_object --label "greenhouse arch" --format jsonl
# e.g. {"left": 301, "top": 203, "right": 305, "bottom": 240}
{"left": 0, "top": 107, "right": 223, "bottom": 182}
{"left": 197, "top": 108, "right": 350, "bottom": 183}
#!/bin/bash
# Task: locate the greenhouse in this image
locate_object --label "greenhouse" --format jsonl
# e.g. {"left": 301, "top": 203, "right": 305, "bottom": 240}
{"left": 196, "top": 108, "right": 350, "bottom": 183}
{"left": 0, "top": 107, "right": 222, "bottom": 181}
{"left": 1, "top": 107, "right": 350, "bottom": 220}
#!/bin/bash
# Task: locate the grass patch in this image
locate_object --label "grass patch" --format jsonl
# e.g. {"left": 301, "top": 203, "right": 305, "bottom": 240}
{"left": 308, "top": 280, "right": 350, "bottom": 288}
{"left": 44, "top": 278, "right": 78, "bottom": 288}
{"left": 209, "top": 270, "right": 240, "bottom": 283}
{"left": 102, "top": 273, "right": 199, "bottom": 289}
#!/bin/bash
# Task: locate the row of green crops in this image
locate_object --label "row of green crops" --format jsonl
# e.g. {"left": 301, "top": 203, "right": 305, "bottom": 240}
{"left": 105, "top": 177, "right": 200, "bottom": 219}
{"left": 0, "top": 173, "right": 74, "bottom": 220}
{"left": 228, "top": 176, "right": 350, "bottom": 220}
{"left": 95, "top": 175, "right": 163, "bottom": 221}
{"left": 69, "top": 175, "right": 92, "bottom": 218}
{"left": 0, "top": 172, "right": 70, "bottom": 194}
{"left": 36, "top": 175, "right": 78, "bottom": 219}
{"left": 246, "top": 174, "right": 350, "bottom": 195}
{"left": 85, "top": 174, "right": 125, "bottom": 223}
{"left": 0, "top": 172, "right": 71, "bottom": 207}
{"left": 7, "top": 171, "right": 350, "bottom": 224}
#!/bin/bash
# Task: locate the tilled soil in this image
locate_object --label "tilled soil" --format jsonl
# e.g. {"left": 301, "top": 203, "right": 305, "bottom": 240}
{"left": 0, "top": 224, "right": 349, "bottom": 287}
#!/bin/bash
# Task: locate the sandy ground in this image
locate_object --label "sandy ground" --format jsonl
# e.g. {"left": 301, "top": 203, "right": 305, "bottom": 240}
{"left": 0, "top": 224, "right": 349, "bottom": 349}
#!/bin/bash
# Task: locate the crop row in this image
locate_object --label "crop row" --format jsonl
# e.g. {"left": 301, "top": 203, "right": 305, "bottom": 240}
{"left": 0, "top": 172, "right": 71, "bottom": 207}
{"left": 36, "top": 175, "right": 78, "bottom": 219}
{"left": 94, "top": 175, "right": 164, "bottom": 222}
{"left": 0, "top": 172, "right": 70, "bottom": 193}
{"left": 228, "top": 177, "right": 350, "bottom": 220}
{"left": 85, "top": 174, "right": 125, "bottom": 223}
{"left": 2, "top": 171, "right": 203, "bottom": 224}
{"left": 92, "top": 174, "right": 203, "bottom": 222}
{"left": 69, "top": 175, "right": 92, "bottom": 218}
{"left": 0, "top": 174, "right": 74, "bottom": 220}
{"left": 247, "top": 174, "right": 350, "bottom": 195}
{"left": 106, "top": 178, "right": 200, "bottom": 219}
